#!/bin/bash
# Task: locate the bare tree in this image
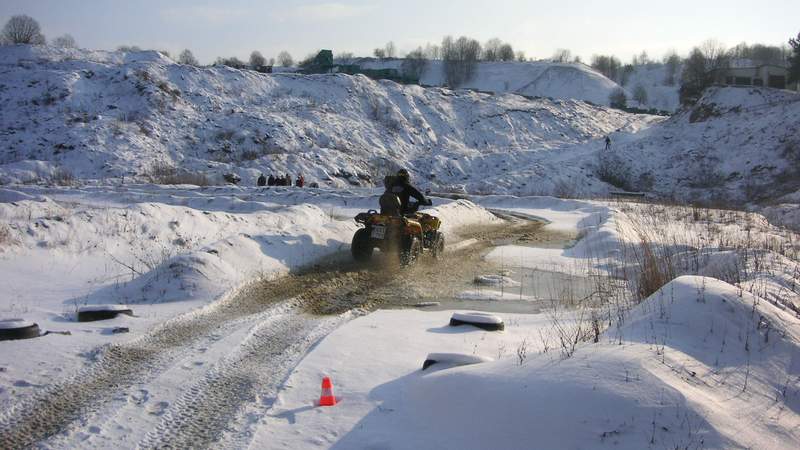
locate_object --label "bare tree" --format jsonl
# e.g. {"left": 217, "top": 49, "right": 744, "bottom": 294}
{"left": 424, "top": 43, "right": 440, "bottom": 60}
{"left": 515, "top": 50, "right": 527, "bottom": 62}
{"left": 249, "top": 50, "right": 267, "bottom": 68}
{"left": 373, "top": 48, "right": 386, "bottom": 59}
{"left": 498, "top": 43, "right": 515, "bottom": 61}
{"left": 483, "top": 38, "right": 503, "bottom": 61}
{"left": 591, "top": 54, "right": 622, "bottom": 81}
{"left": 402, "top": 46, "right": 428, "bottom": 80}
{"left": 790, "top": 32, "right": 800, "bottom": 84}
{"left": 700, "top": 39, "right": 729, "bottom": 71}
{"left": 441, "top": 35, "right": 481, "bottom": 87}
{"left": 384, "top": 41, "right": 396, "bottom": 58}
{"left": 178, "top": 49, "right": 199, "bottom": 66}
{"left": 662, "top": 50, "right": 681, "bottom": 86}
{"left": 215, "top": 56, "right": 246, "bottom": 69}
{"left": 633, "top": 83, "right": 648, "bottom": 105}
{"left": 335, "top": 51, "right": 354, "bottom": 63}
{"left": 552, "top": 48, "right": 572, "bottom": 63}
{"left": 1, "top": 15, "right": 45, "bottom": 45}
{"left": 52, "top": 34, "right": 76, "bottom": 48}
{"left": 117, "top": 45, "right": 142, "bottom": 52}
{"left": 277, "top": 50, "right": 293, "bottom": 67}
{"left": 680, "top": 40, "right": 729, "bottom": 105}
{"left": 632, "top": 50, "right": 650, "bottom": 66}
{"left": 609, "top": 88, "right": 627, "bottom": 109}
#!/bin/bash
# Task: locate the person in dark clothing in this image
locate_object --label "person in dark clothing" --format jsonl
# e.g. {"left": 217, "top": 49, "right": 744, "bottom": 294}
{"left": 285, "top": 174, "right": 292, "bottom": 187}
{"left": 296, "top": 174, "right": 305, "bottom": 188}
{"left": 257, "top": 173, "right": 266, "bottom": 187}
{"left": 604, "top": 135, "right": 611, "bottom": 150}
{"left": 267, "top": 174, "right": 275, "bottom": 186}
{"left": 389, "top": 169, "right": 431, "bottom": 215}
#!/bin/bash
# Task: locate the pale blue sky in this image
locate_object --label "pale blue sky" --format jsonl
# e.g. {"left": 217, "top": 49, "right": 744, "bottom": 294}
{"left": 1, "top": 0, "right": 797, "bottom": 64}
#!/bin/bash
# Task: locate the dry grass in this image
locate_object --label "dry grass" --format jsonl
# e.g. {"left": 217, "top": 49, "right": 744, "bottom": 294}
{"left": 145, "top": 163, "right": 213, "bottom": 186}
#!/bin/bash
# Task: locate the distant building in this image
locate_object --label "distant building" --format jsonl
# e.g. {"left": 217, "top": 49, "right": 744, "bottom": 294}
{"left": 710, "top": 64, "right": 799, "bottom": 91}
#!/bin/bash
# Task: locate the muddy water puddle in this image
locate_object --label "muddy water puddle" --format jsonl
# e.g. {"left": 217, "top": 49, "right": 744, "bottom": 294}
{"left": 354, "top": 218, "right": 593, "bottom": 315}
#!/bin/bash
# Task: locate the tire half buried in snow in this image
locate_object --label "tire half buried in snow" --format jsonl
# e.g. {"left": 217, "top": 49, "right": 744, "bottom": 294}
{"left": 77, "top": 305, "right": 134, "bottom": 322}
{"left": 449, "top": 312, "right": 505, "bottom": 331}
{"left": 0, "top": 319, "right": 41, "bottom": 341}
{"left": 422, "top": 353, "right": 493, "bottom": 370}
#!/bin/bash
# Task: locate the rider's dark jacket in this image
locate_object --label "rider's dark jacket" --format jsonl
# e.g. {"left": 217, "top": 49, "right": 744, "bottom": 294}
{"left": 390, "top": 178, "right": 427, "bottom": 215}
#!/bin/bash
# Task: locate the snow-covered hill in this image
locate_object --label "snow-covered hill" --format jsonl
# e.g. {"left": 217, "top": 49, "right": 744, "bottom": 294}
{"left": 0, "top": 45, "right": 650, "bottom": 192}
{"left": 600, "top": 86, "right": 800, "bottom": 204}
{"left": 356, "top": 59, "right": 627, "bottom": 107}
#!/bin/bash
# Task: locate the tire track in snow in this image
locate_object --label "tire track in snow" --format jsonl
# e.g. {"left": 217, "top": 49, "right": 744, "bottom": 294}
{"left": 138, "top": 302, "right": 343, "bottom": 448}
{"left": 0, "top": 265, "right": 367, "bottom": 449}
{"left": 0, "top": 217, "right": 546, "bottom": 448}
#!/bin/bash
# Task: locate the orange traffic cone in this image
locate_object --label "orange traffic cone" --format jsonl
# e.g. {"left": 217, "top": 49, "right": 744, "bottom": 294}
{"left": 319, "top": 376, "right": 337, "bottom": 406}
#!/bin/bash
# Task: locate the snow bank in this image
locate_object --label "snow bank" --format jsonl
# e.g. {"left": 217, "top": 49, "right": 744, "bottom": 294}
{"left": 264, "top": 276, "right": 800, "bottom": 449}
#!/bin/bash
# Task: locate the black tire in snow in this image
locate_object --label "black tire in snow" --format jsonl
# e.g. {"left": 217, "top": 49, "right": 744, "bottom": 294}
{"left": 0, "top": 319, "right": 41, "bottom": 341}
{"left": 77, "top": 306, "right": 134, "bottom": 322}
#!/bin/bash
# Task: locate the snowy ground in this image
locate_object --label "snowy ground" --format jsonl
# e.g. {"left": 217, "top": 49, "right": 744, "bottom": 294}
{"left": 1, "top": 184, "right": 798, "bottom": 448}
{"left": 256, "top": 197, "right": 800, "bottom": 450}
{"left": 1, "top": 44, "right": 799, "bottom": 449}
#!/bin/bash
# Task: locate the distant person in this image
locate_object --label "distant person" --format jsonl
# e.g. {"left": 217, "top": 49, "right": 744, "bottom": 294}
{"left": 267, "top": 174, "right": 275, "bottom": 186}
{"left": 257, "top": 173, "right": 266, "bottom": 187}
{"left": 286, "top": 174, "right": 292, "bottom": 187}
{"left": 604, "top": 135, "right": 611, "bottom": 150}
{"left": 296, "top": 174, "right": 305, "bottom": 188}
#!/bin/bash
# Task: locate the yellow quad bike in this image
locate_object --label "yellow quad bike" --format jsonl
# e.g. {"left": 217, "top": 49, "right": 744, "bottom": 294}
{"left": 352, "top": 198, "right": 445, "bottom": 265}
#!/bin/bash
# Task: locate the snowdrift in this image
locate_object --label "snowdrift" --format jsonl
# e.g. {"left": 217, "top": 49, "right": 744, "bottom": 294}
{"left": 600, "top": 86, "right": 800, "bottom": 203}
{"left": 321, "top": 276, "right": 800, "bottom": 450}
{"left": 0, "top": 45, "right": 649, "bottom": 193}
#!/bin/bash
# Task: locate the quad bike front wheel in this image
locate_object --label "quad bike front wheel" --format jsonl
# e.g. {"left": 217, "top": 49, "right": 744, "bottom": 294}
{"left": 351, "top": 228, "right": 373, "bottom": 262}
{"left": 400, "top": 236, "right": 422, "bottom": 266}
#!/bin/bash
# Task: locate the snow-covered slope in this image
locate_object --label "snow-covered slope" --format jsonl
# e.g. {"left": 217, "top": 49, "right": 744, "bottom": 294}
{"left": 356, "top": 58, "right": 626, "bottom": 107}
{"left": 600, "top": 86, "right": 800, "bottom": 203}
{"left": 623, "top": 63, "right": 681, "bottom": 112}
{"left": 0, "top": 45, "right": 650, "bottom": 191}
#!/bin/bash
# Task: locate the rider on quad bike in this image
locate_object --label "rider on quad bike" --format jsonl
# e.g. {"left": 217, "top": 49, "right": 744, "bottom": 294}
{"left": 352, "top": 169, "right": 444, "bottom": 265}
{"left": 388, "top": 169, "right": 430, "bottom": 215}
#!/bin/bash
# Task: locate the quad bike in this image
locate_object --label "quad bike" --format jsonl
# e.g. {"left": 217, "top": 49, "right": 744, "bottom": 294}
{"left": 351, "top": 199, "right": 445, "bottom": 265}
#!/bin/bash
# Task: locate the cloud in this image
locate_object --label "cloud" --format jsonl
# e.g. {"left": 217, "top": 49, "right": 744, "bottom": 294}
{"left": 278, "top": 2, "right": 375, "bottom": 23}
{"left": 160, "top": 6, "right": 248, "bottom": 25}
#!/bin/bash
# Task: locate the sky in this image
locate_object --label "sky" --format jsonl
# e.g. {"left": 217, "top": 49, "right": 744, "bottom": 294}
{"left": 0, "top": 0, "right": 797, "bottom": 64}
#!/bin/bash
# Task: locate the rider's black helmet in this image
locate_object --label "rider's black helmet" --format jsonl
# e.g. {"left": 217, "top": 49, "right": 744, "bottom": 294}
{"left": 396, "top": 169, "right": 410, "bottom": 182}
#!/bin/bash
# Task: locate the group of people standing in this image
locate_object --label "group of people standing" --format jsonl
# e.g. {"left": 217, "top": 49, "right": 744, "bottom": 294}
{"left": 257, "top": 173, "right": 305, "bottom": 188}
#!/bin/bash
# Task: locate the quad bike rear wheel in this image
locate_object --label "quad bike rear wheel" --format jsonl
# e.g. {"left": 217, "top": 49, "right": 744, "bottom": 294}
{"left": 400, "top": 236, "right": 422, "bottom": 266}
{"left": 351, "top": 228, "right": 373, "bottom": 262}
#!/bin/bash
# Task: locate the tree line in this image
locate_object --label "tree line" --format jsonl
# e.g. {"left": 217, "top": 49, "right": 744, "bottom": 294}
{"left": 3, "top": 14, "right": 799, "bottom": 104}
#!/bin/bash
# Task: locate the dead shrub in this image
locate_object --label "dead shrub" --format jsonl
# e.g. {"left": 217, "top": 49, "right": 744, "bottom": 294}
{"left": 145, "top": 163, "right": 213, "bottom": 186}
{"left": 50, "top": 167, "right": 77, "bottom": 186}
